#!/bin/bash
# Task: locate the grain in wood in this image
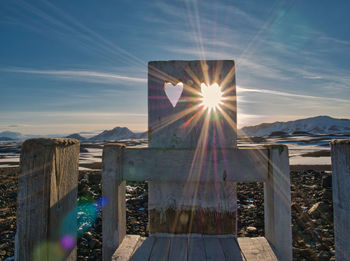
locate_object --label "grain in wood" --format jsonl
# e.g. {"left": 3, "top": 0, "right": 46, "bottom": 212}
{"left": 15, "top": 138, "right": 79, "bottom": 261}
{"left": 130, "top": 237, "right": 155, "bottom": 261}
{"left": 102, "top": 144, "right": 126, "bottom": 261}
{"left": 168, "top": 236, "right": 188, "bottom": 261}
{"left": 264, "top": 145, "right": 292, "bottom": 261}
{"left": 187, "top": 236, "right": 206, "bottom": 261}
{"left": 149, "top": 237, "right": 171, "bottom": 261}
{"left": 331, "top": 139, "right": 350, "bottom": 260}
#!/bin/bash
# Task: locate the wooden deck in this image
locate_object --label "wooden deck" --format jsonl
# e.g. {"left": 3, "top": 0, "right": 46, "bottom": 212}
{"left": 112, "top": 235, "right": 278, "bottom": 261}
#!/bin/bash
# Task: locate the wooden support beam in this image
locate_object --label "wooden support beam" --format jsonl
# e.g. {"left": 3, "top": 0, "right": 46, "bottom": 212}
{"left": 112, "top": 235, "right": 140, "bottom": 261}
{"left": 102, "top": 144, "right": 126, "bottom": 261}
{"left": 238, "top": 237, "right": 278, "bottom": 260}
{"left": 123, "top": 147, "right": 268, "bottom": 182}
{"left": 264, "top": 145, "right": 292, "bottom": 261}
{"left": 15, "top": 138, "right": 79, "bottom": 261}
{"left": 331, "top": 139, "right": 350, "bottom": 261}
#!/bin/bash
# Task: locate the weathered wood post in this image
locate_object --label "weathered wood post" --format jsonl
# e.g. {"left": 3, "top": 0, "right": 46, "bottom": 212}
{"left": 264, "top": 145, "right": 292, "bottom": 261}
{"left": 148, "top": 60, "right": 237, "bottom": 234}
{"left": 331, "top": 139, "right": 350, "bottom": 260}
{"left": 15, "top": 138, "right": 79, "bottom": 261}
{"left": 102, "top": 144, "right": 126, "bottom": 260}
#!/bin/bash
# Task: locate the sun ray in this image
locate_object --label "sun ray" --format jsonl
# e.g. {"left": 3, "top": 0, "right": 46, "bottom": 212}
{"left": 216, "top": 105, "right": 237, "bottom": 132}
{"left": 150, "top": 105, "right": 201, "bottom": 134}
{"left": 220, "top": 66, "right": 236, "bottom": 90}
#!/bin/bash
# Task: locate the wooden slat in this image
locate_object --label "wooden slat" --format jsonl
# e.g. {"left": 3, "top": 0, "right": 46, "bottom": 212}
{"left": 188, "top": 236, "right": 206, "bottom": 261}
{"left": 102, "top": 144, "right": 126, "bottom": 261}
{"left": 130, "top": 237, "right": 155, "bottom": 261}
{"left": 203, "top": 237, "right": 226, "bottom": 261}
{"left": 112, "top": 235, "right": 140, "bottom": 261}
{"left": 123, "top": 235, "right": 279, "bottom": 261}
{"left": 331, "top": 140, "right": 350, "bottom": 261}
{"left": 123, "top": 148, "right": 268, "bottom": 182}
{"left": 264, "top": 145, "right": 292, "bottom": 261}
{"left": 149, "top": 237, "right": 171, "bottom": 261}
{"left": 131, "top": 237, "right": 146, "bottom": 256}
{"left": 168, "top": 236, "right": 188, "bottom": 261}
{"left": 238, "top": 237, "right": 277, "bottom": 261}
{"left": 219, "top": 237, "right": 243, "bottom": 260}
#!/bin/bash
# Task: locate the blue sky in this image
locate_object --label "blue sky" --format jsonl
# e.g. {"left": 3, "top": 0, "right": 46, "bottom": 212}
{"left": 1, "top": 0, "right": 349, "bottom": 135}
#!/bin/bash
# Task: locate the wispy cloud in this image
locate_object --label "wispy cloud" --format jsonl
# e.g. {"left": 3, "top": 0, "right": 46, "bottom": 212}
{"left": 2, "top": 67, "right": 147, "bottom": 84}
{"left": 237, "top": 85, "right": 350, "bottom": 103}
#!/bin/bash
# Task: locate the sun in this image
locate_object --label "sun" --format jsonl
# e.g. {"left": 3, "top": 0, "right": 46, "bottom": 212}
{"left": 199, "top": 83, "right": 223, "bottom": 112}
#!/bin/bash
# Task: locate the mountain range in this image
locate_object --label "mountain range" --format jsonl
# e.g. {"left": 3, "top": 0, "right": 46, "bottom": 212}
{"left": 240, "top": 116, "right": 350, "bottom": 136}
{"left": 87, "top": 127, "right": 146, "bottom": 141}
{"left": 0, "top": 131, "right": 23, "bottom": 140}
{"left": 1, "top": 116, "right": 350, "bottom": 141}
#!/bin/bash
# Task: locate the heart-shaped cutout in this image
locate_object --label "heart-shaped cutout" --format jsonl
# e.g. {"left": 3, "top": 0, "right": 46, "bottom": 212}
{"left": 164, "top": 82, "right": 183, "bottom": 107}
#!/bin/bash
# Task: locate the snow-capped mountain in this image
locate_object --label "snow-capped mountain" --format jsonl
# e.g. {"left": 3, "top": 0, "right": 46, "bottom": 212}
{"left": 0, "top": 131, "right": 23, "bottom": 140}
{"left": 65, "top": 133, "right": 86, "bottom": 141}
{"left": 90, "top": 127, "right": 139, "bottom": 141}
{"left": 240, "top": 116, "right": 350, "bottom": 136}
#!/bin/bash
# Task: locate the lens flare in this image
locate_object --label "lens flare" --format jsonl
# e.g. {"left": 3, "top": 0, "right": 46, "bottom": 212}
{"left": 200, "top": 83, "right": 223, "bottom": 112}
{"left": 32, "top": 241, "right": 64, "bottom": 261}
{"left": 60, "top": 234, "right": 75, "bottom": 250}
{"left": 59, "top": 196, "right": 109, "bottom": 240}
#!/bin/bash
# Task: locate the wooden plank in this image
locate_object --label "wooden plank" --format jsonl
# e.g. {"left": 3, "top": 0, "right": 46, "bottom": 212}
{"left": 168, "top": 236, "right": 188, "bottom": 261}
{"left": 238, "top": 237, "right": 277, "bottom": 261}
{"left": 204, "top": 237, "right": 225, "bottom": 261}
{"left": 123, "top": 148, "right": 268, "bottom": 182}
{"left": 264, "top": 145, "right": 292, "bottom": 261}
{"left": 148, "top": 60, "right": 237, "bottom": 149}
{"left": 148, "top": 182, "right": 237, "bottom": 234}
{"left": 149, "top": 236, "right": 171, "bottom": 261}
{"left": 131, "top": 237, "right": 146, "bottom": 255}
{"left": 219, "top": 237, "right": 243, "bottom": 260}
{"left": 112, "top": 235, "right": 140, "bottom": 261}
{"left": 102, "top": 144, "right": 126, "bottom": 261}
{"left": 16, "top": 138, "right": 79, "bottom": 261}
{"left": 331, "top": 139, "right": 350, "bottom": 261}
{"left": 148, "top": 60, "right": 239, "bottom": 235}
{"left": 130, "top": 236, "right": 155, "bottom": 261}
{"left": 188, "top": 236, "right": 206, "bottom": 261}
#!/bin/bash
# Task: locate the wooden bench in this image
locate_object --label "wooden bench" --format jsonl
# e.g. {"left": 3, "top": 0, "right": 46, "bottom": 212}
{"left": 102, "top": 60, "right": 292, "bottom": 260}
{"left": 102, "top": 145, "right": 292, "bottom": 260}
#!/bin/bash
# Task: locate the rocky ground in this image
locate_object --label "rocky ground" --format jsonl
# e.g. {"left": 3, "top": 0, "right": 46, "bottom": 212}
{"left": 237, "top": 169, "right": 335, "bottom": 260}
{"left": 0, "top": 167, "right": 334, "bottom": 261}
